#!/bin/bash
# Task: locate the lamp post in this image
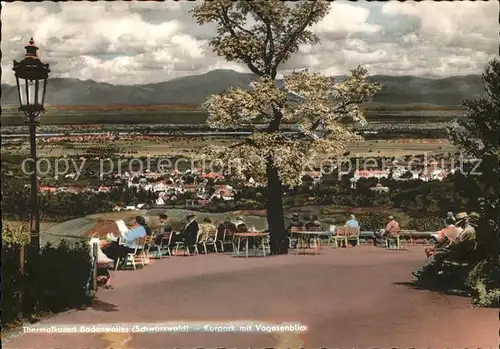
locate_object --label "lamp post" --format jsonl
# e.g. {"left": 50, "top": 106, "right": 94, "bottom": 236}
{"left": 13, "top": 38, "right": 50, "bottom": 253}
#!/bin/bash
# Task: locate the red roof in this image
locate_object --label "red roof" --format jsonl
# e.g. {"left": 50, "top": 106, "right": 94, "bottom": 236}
{"left": 39, "top": 186, "right": 57, "bottom": 192}
{"left": 200, "top": 172, "right": 224, "bottom": 179}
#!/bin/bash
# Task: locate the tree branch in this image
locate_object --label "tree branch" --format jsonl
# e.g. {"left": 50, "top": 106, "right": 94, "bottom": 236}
{"left": 246, "top": 2, "right": 275, "bottom": 76}
{"left": 273, "top": 4, "right": 318, "bottom": 68}
{"left": 218, "top": 6, "right": 265, "bottom": 76}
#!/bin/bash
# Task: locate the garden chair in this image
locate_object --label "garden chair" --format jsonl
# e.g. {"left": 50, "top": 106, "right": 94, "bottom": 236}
{"left": 288, "top": 226, "right": 303, "bottom": 248}
{"left": 202, "top": 226, "right": 218, "bottom": 254}
{"left": 147, "top": 232, "right": 163, "bottom": 259}
{"left": 257, "top": 232, "right": 271, "bottom": 256}
{"left": 158, "top": 231, "right": 173, "bottom": 257}
{"left": 333, "top": 227, "right": 347, "bottom": 247}
{"left": 327, "top": 225, "right": 336, "bottom": 246}
{"left": 307, "top": 226, "right": 322, "bottom": 251}
{"left": 345, "top": 226, "right": 360, "bottom": 247}
{"left": 219, "top": 228, "right": 236, "bottom": 252}
{"left": 140, "top": 234, "right": 155, "bottom": 265}
{"left": 174, "top": 234, "right": 202, "bottom": 256}
{"left": 385, "top": 230, "right": 403, "bottom": 250}
{"left": 115, "top": 237, "right": 146, "bottom": 271}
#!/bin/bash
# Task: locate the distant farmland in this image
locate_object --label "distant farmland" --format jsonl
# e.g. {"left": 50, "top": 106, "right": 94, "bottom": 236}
{"left": 0, "top": 103, "right": 463, "bottom": 126}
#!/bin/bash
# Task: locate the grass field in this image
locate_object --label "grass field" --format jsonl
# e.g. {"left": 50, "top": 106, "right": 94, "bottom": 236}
{"left": 0, "top": 103, "right": 462, "bottom": 126}
{"left": 3, "top": 136, "right": 457, "bottom": 159}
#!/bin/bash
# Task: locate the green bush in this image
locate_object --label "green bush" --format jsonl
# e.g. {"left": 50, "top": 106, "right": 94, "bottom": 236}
{"left": 467, "top": 259, "right": 500, "bottom": 307}
{"left": 407, "top": 216, "right": 443, "bottom": 231}
{"left": 1, "top": 222, "right": 93, "bottom": 328}
{"left": 357, "top": 213, "right": 386, "bottom": 231}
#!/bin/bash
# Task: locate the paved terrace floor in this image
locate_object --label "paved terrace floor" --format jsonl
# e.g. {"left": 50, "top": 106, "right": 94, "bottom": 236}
{"left": 4, "top": 246, "right": 498, "bottom": 348}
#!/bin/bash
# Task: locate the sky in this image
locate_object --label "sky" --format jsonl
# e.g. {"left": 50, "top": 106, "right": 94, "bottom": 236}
{"left": 1, "top": 1, "right": 498, "bottom": 85}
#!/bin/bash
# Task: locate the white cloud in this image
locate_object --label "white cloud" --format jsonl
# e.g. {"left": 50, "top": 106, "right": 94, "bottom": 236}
{"left": 1, "top": 1, "right": 497, "bottom": 86}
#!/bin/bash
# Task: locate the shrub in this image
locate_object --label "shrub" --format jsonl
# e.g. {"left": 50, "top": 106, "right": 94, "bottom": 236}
{"left": 1, "top": 222, "right": 93, "bottom": 328}
{"left": 467, "top": 259, "right": 500, "bottom": 307}
{"left": 407, "top": 216, "right": 443, "bottom": 231}
{"left": 357, "top": 212, "right": 386, "bottom": 231}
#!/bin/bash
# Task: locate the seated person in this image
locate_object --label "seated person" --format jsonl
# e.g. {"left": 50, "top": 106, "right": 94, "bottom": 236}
{"left": 287, "top": 213, "right": 304, "bottom": 233}
{"left": 425, "top": 216, "right": 458, "bottom": 257}
{"left": 198, "top": 217, "right": 217, "bottom": 243}
{"left": 305, "top": 215, "right": 322, "bottom": 231}
{"left": 155, "top": 213, "right": 173, "bottom": 245}
{"left": 413, "top": 212, "right": 476, "bottom": 277}
{"left": 375, "top": 216, "right": 399, "bottom": 245}
{"left": 345, "top": 215, "right": 360, "bottom": 229}
{"left": 96, "top": 244, "right": 114, "bottom": 289}
{"left": 444, "top": 211, "right": 456, "bottom": 227}
{"left": 102, "top": 216, "right": 149, "bottom": 266}
{"left": 233, "top": 216, "right": 247, "bottom": 232}
{"left": 172, "top": 213, "right": 199, "bottom": 246}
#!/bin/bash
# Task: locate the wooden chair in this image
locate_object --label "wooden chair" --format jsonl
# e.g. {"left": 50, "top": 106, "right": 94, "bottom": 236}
{"left": 345, "top": 226, "right": 360, "bottom": 247}
{"left": 333, "top": 227, "right": 347, "bottom": 247}
{"left": 202, "top": 227, "right": 218, "bottom": 254}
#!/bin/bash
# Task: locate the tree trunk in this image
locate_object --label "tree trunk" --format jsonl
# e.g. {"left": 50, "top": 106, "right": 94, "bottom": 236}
{"left": 266, "top": 162, "right": 288, "bottom": 254}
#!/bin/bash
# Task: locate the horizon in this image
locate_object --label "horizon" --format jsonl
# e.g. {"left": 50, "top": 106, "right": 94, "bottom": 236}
{"left": 1, "top": 1, "right": 497, "bottom": 85}
{"left": 0, "top": 68, "right": 485, "bottom": 88}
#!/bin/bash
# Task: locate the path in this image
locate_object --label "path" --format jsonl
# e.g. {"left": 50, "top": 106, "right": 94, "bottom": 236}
{"left": 4, "top": 247, "right": 497, "bottom": 348}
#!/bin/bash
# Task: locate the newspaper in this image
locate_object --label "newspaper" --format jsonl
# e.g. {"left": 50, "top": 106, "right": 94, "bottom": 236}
{"left": 115, "top": 220, "right": 129, "bottom": 238}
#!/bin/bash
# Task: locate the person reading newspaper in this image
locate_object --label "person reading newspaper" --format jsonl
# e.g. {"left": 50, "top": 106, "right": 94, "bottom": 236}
{"left": 102, "top": 216, "right": 149, "bottom": 266}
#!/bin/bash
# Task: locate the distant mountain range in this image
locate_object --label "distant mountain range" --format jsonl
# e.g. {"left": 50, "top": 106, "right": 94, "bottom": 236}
{"left": 0, "top": 69, "right": 484, "bottom": 106}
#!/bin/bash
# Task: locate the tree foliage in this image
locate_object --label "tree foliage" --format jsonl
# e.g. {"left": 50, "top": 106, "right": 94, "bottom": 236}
{"left": 191, "top": 0, "right": 381, "bottom": 253}
{"left": 448, "top": 59, "right": 500, "bottom": 305}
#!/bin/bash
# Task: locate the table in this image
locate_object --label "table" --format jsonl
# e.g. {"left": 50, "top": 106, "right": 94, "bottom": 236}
{"left": 234, "top": 232, "right": 269, "bottom": 258}
{"left": 292, "top": 231, "right": 329, "bottom": 255}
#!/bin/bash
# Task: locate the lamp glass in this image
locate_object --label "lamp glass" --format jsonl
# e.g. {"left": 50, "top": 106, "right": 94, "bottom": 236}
{"left": 17, "top": 77, "right": 46, "bottom": 109}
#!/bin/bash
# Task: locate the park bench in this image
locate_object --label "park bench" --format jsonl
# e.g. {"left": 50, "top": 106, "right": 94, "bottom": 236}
{"left": 441, "top": 239, "right": 478, "bottom": 271}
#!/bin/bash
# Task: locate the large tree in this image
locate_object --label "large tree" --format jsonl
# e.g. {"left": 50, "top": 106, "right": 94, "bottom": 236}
{"left": 191, "top": 0, "right": 381, "bottom": 254}
{"left": 448, "top": 59, "right": 500, "bottom": 265}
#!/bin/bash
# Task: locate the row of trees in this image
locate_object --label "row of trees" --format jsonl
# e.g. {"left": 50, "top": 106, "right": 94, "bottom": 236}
{"left": 1, "top": 180, "right": 157, "bottom": 222}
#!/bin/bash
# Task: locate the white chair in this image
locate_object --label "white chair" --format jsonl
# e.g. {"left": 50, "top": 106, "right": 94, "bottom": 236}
{"left": 115, "top": 237, "right": 146, "bottom": 270}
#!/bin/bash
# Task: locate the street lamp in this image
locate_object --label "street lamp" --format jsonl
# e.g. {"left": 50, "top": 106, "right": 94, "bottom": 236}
{"left": 13, "top": 38, "right": 50, "bottom": 252}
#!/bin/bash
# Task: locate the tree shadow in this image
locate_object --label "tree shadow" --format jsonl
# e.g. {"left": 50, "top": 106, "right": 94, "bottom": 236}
{"left": 89, "top": 299, "right": 119, "bottom": 312}
{"left": 394, "top": 281, "right": 472, "bottom": 298}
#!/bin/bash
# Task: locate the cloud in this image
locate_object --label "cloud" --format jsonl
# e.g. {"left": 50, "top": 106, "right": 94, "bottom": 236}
{"left": 1, "top": 1, "right": 498, "bottom": 85}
